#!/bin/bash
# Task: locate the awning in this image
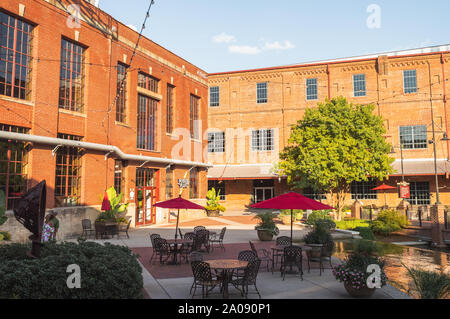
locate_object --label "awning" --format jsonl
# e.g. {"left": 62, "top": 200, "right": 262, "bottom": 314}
{"left": 392, "top": 159, "right": 448, "bottom": 176}
{"left": 207, "top": 159, "right": 450, "bottom": 180}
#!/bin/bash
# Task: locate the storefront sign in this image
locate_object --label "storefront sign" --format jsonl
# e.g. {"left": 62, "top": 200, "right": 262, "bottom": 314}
{"left": 399, "top": 185, "right": 410, "bottom": 199}
{"left": 178, "top": 179, "right": 189, "bottom": 189}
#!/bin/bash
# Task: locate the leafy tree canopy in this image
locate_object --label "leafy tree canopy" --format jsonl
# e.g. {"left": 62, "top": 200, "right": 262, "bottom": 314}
{"left": 280, "top": 97, "right": 394, "bottom": 215}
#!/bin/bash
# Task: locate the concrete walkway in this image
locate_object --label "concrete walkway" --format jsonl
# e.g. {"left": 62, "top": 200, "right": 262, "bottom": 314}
{"left": 80, "top": 217, "right": 410, "bottom": 299}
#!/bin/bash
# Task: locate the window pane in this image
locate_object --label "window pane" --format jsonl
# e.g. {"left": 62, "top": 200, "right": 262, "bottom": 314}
{"left": 404, "top": 70, "right": 417, "bottom": 94}
{"left": 116, "top": 63, "right": 128, "bottom": 123}
{"left": 306, "top": 78, "right": 318, "bottom": 100}
{"left": 400, "top": 125, "right": 427, "bottom": 149}
{"left": 0, "top": 12, "right": 33, "bottom": 100}
{"left": 209, "top": 86, "right": 220, "bottom": 107}
{"left": 257, "top": 82, "right": 267, "bottom": 104}
{"left": 353, "top": 74, "right": 366, "bottom": 97}
{"left": 58, "top": 39, "right": 84, "bottom": 112}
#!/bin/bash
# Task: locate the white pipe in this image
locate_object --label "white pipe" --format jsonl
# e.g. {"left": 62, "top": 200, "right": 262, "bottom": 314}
{"left": 0, "top": 131, "right": 212, "bottom": 168}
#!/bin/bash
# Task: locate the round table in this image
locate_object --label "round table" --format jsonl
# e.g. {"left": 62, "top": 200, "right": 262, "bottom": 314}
{"left": 166, "top": 239, "right": 193, "bottom": 265}
{"left": 206, "top": 259, "right": 248, "bottom": 299}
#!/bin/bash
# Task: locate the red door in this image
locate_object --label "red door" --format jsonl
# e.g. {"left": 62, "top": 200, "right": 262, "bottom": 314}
{"left": 135, "top": 186, "right": 156, "bottom": 226}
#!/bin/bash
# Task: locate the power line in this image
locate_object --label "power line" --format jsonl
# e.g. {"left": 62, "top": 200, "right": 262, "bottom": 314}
{"left": 102, "top": 0, "right": 156, "bottom": 126}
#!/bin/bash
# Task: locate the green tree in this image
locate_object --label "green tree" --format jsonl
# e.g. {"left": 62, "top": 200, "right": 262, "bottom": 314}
{"left": 280, "top": 97, "right": 394, "bottom": 220}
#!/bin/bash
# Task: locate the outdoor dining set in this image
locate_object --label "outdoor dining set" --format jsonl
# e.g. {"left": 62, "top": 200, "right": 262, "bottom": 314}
{"left": 149, "top": 226, "right": 333, "bottom": 299}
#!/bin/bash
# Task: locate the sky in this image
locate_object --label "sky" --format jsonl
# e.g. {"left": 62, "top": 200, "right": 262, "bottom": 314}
{"left": 99, "top": 0, "right": 450, "bottom": 73}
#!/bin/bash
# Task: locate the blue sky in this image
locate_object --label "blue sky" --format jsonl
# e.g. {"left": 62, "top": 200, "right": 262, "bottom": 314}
{"left": 99, "top": 0, "right": 450, "bottom": 73}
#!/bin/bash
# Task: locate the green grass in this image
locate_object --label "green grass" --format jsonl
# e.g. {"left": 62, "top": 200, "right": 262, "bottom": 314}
{"left": 335, "top": 219, "right": 370, "bottom": 230}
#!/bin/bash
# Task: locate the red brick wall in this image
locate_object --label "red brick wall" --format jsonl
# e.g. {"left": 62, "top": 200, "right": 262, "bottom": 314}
{"left": 0, "top": 0, "right": 209, "bottom": 211}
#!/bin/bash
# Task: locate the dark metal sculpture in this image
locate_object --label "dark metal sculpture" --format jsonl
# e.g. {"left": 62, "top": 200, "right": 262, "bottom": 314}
{"left": 13, "top": 180, "right": 47, "bottom": 258}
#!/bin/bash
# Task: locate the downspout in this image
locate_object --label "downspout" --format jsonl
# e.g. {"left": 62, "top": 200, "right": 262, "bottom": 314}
{"left": 441, "top": 53, "right": 449, "bottom": 160}
{"left": 0, "top": 131, "right": 212, "bottom": 168}
{"left": 327, "top": 64, "right": 331, "bottom": 100}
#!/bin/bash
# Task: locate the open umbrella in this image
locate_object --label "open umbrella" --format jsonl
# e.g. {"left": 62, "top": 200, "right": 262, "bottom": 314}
{"left": 251, "top": 192, "right": 335, "bottom": 245}
{"left": 371, "top": 184, "right": 396, "bottom": 207}
{"left": 154, "top": 195, "right": 205, "bottom": 241}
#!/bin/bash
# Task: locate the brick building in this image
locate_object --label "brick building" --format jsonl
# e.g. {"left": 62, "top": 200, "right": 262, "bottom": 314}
{"left": 0, "top": 0, "right": 210, "bottom": 235}
{"left": 207, "top": 45, "right": 450, "bottom": 212}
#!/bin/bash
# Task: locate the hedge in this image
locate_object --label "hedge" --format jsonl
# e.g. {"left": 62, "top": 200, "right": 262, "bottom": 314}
{"left": 0, "top": 241, "right": 144, "bottom": 299}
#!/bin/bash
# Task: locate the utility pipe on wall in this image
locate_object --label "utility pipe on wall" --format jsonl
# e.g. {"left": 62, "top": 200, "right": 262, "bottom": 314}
{"left": 0, "top": 131, "right": 212, "bottom": 168}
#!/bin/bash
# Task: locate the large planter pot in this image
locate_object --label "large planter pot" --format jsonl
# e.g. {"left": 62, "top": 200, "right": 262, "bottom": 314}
{"left": 344, "top": 282, "right": 376, "bottom": 298}
{"left": 206, "top": 210, "right": 221, "bottom": 217}
{"left": 257, "top": 229, "right": 274, "bottom": 241}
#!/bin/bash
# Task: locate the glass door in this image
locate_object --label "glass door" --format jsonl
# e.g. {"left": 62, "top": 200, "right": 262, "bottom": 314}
{"left": 135, "top": 186, "right": 156, "bottom": 226}
{"left": 254, "top": 187, "right": 274, "bottom": 203}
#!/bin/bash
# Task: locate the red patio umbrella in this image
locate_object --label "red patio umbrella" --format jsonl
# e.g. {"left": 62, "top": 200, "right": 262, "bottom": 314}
{"left": 154, "top": 196, "right": 205, "bottom": 241}
{"left": 251, "top": 192, "right": 335, "bottom": 245}
{"left": 371, "top": 184, "right": 396, "bottom": 207}
{"left": 101, "top": 192, "right": 111, "bottom": 211}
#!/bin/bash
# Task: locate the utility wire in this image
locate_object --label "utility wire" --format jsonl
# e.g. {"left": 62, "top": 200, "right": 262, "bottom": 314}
{"left": 102, "top": 0, "right": 156, "bottom": 127}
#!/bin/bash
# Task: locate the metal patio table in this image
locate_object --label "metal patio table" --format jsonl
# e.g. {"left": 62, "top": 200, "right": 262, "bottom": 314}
{"left": 206, "top": 259, "right": 248, "bottom": 299}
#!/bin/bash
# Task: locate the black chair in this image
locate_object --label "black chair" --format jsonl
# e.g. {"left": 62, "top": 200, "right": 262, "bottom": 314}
{"left": 273, "top": 236, "right": 291, "bottom": 269}
{"left": 249, "top": 241, "right": 272, "bottom": 272}
{"left": 149, "top": 233, "right": 161, "bottom": 264}
{"left": 231, "top": 259, "right": 262, "bottom": 299}
{"left": 180, "top": 233, "right": 196, "bottom": 263}
{"left": 236, "top": 250, "right": 258, "bottom": 278}
{"left": 183, "top": 232, "right": 196, "bottom": 241}
{"left": 281, "top": 246, "right": 303, "bottom": 281}
{"left": 306, "top": 242, "right": 334, "bottom": 276}
{"left": 117, "top": 220, "right": 131, "bottom": 239}
{"left": 210, "top": 227, "right": 226, "bottom": 251}
{"left": 195, "top": 229, "right": 211, "bottom": 253}
{"left": 194, "top": 226, "right": 206, "bottom": 233}
{"left": 81, "top": 219, "right": 95, "bottom": 239}
{"left": 153, "top": 237, "right": 171, "bottom": 265}
{"left": 190, "top": 261, "right": 221, "bottom": 299}
{"left": 238, "top": 250, "right": 258, "bottom": 263}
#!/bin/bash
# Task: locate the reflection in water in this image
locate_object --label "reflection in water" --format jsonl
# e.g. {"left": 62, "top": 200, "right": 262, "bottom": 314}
{"left": 333, "top": 240, "right": 449, "bottom": 298}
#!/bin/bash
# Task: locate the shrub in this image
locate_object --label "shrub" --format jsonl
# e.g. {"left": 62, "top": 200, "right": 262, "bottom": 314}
{"left": 335, "top": 218, "right": 370, "bottom": 230}
{"left": 254, "top": 212, "right": 280, "bottom": 236}
{"left": 392, "top": 263, "right": 450, "bottom": 299}
{"left": 0, "top": 231, "right": 12, "bottom": 241}
{"left": 304, "top": 224, "right": 333, "bottom": 245}
{"left": 0, "top": 241, "right": 144, "bottom": 299}
{"left": 354, "top": 227, "right": 375, "bottom": 240}
{"left": 306, "top": 210, "right": 333, "bottom": 227}
{"left": 371, "top": 209, "right": 409, "bottom": 236}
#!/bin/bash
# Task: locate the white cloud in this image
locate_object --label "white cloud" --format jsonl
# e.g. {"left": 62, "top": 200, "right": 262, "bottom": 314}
{"left": 212, "top": 32, "right": 236, "bottom": 44}
{"left": 127, "top": 24, "right": 138, "bottom": 32}
{"left": 263, "top": 40, "right": 295, "bottom": 51}
{"left": 228, "top": 45, "right": 262, "bottom": 55}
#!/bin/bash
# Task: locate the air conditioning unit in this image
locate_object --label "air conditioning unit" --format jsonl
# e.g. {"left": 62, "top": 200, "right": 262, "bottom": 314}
{"left": 85, "top": 0, "right": 99, "bottom": 7}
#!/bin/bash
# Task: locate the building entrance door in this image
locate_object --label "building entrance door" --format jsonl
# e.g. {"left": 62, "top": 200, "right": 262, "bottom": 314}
{"left": 135, "top": 187, "right": 156, "bottom": 226}
{"left": 254, "top": 187, "right": 274, "bottom": 203}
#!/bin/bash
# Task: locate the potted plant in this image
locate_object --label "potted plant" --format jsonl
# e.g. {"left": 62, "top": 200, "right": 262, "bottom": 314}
{"left": 95, "top": 187, "right": 129, "bottom": 235}
{"left": 205, "top": 188, "right": 226, "bottom": 217}
{"left": 332, "top": 240, "right": 388, "bottom": 298}
{"left": 0, "top": 190, "right": 8, "bottom": 243}
{"left": 304, "top": 219, "right": 335, "bottom": 258}
{"left": 254, "top": 212, "right": 280, "bottom": 241}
